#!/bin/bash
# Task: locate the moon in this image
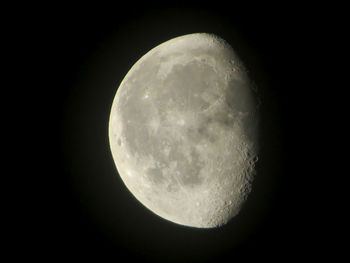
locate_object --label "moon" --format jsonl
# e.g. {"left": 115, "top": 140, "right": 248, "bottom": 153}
{"left": 109, "top": 33, "right": 259, "bottom": 228}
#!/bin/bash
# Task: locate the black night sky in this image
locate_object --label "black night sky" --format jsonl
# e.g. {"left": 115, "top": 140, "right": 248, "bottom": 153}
{"left": 16, "top": 3, "right": 335, "bottom": 262}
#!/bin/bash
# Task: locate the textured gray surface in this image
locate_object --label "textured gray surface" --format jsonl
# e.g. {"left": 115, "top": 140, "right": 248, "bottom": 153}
{"left": 109, "top": 33, "right": 259, "bottom": 228}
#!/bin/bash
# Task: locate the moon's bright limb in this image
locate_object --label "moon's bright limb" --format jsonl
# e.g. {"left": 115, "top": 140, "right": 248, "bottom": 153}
{"left": 109, "top": 33, "right": 259, "bottom": 228}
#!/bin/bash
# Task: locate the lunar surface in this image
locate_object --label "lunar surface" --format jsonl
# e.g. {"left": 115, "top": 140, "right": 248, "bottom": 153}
{"left": 109, "top": 33, "right": 259, "bottom": 228}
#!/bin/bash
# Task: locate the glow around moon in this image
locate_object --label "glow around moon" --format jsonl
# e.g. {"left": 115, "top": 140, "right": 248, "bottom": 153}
{"left": 109, "top": 33, "right": 259, "bottom": 228}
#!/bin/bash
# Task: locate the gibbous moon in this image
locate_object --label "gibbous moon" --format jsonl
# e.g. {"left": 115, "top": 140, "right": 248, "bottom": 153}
{"left": 109, "top": 33, "right": 259, "bottom": 228}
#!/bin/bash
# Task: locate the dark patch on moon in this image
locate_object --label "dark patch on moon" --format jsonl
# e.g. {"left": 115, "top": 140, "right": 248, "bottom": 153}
{"left": 146, "top": 167, "right": 164, "bottom": 184}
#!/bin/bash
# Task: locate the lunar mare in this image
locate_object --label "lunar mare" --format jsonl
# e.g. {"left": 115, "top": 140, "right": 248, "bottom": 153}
{"left": 109, "top": 33, "right": 259, "bottom": 228}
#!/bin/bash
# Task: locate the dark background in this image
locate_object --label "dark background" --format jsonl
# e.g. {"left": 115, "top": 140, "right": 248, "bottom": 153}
{"left": 16, "top": 3, "right": 334, "bottom": 262}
